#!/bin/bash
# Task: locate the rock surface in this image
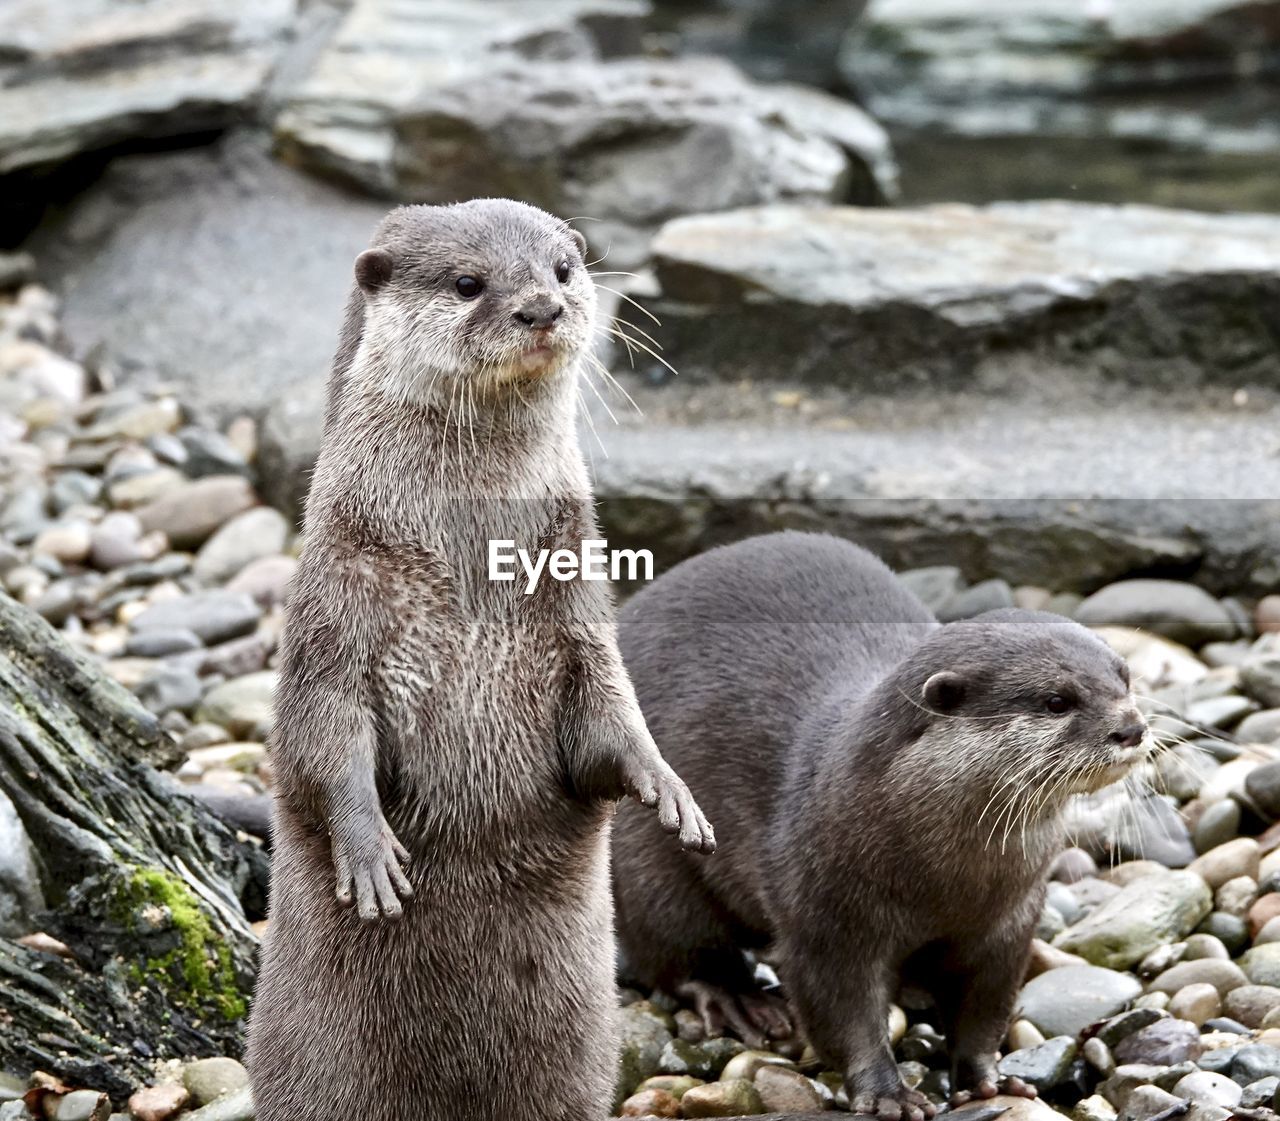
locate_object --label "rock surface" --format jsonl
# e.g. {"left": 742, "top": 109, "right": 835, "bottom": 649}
{"left": 641, "top": 201, "right": 1280, "bottom": 389}
{"left": 0, "top": 0, "right": 297, "bottom": 175}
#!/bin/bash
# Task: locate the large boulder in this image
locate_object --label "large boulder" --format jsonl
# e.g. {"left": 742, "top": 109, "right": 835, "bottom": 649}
{"left": 273, "top": 0, "right": 650, "bottom": 194}
{"left": 391, "top": 57, "right": 896, "bottom": 263}
{"left": 638, "top": 202, "right": 1280, "bottom": 389}
{"left": 273, "top": 0, "right": 895, "bottom": 264}
{"left": 0, "top": 0, "right": 296, "bottom": 176}
{"left": 837, "top": 0, "right": 1280, "bottom": 210}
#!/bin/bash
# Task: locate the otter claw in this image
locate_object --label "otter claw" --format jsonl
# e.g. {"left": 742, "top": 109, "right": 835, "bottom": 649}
{"left": 852, "top": 1089, "right": 936, "bottom": 1121}
{"left": 950, "top": 1076, "right": 1037, "bottom": 1107}
{"left": 626, "top": 764, "right": 716, "bottom": 854}
{"left": 333, "top": 823, "right": 414, "bottom": 923}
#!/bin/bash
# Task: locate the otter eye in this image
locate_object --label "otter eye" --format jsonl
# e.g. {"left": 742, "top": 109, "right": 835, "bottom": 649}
{"left": 1045, "top": 694, "right": 1072, "bottom": 715}
{"left": 555, "top": 260, "right": 571, "bottom": 283}
{"left": 455, "top": 276, "right": 483, "bottom": 299}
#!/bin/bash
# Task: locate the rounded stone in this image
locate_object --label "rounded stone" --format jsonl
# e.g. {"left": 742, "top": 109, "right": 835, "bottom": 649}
{"left": 1195, "top": 800, "right": 1241, "bottom": 854}
{"left": 1148, "top": 959, "right": 1248, "bottom": 997}
{"left": 1168, "top": 982, "right": 1221, "bottom": 1027}
{"left": 1074, "top": 580, "right": 1237, "bottom": 646}
{"left": 1250, "top": 894, "right": 1280, "bottom": 937}
{"left": 1197, "top": 911, "right": 1250, "bottom": 953}
{"left": 1172, "top": 1070, "right": 1242, "bottom": 1109}
{"left": 1232, "top": 1044, "right": 1280, "bottom": 1086}
{"left": 181, "top": 1058, "right": 249, "bottom": 1107}
{"left": 131, "top": 590, "right": 260, "bottom": 646}
{"left": 619, "top": 1088, "right": 680, "bottom": 1117}
{"left": 1188, "top": 838, "right": 1260, "bottom": 888}
{"left": 754, "top": 1065, "right": 825, "bottom": 1113}
{"left": 225, "top": 554, "right": 296, "bottom": 608}
{"left": 1224, "top": 985, "right": 1280, "bottom": 1029}
{"left": 1216, "top": 875, "right": 1259, "bottom": 919}
{"left": 1241, "top": 943, "right": 1280, "bottom": 987}
{"left": 1247, "top": 762, "right": 1280, "bottom": 820}
{"left": 1113, "top": 1017, "right": 1202, "bottom": 1066}
{"left": 679, "top": 1078, "right": 764, "bottom": 1117}
{"left": 1015, "top": 965, "right": 1142, "bottom": 1038}
{"left": 126, "top": 1083, "right": 190, "bottom": 1121}
{"left": 1258, "top": 597, "right": 1280, "bottom": 635}
{"left": 193, "top": 506, "right": 289, "bottom": 585}
{"left": 1183, "top": 932, "right": 1230, "bottom": 960}
{"left": 718, "top": 1050, "right": 794, "bottom": 1083}
{"left": 32, "top": 520, "right": 92, "bottom": 565}
{"left": 1051, "top": 848, "right": 1097, "bottom": 883}
{"left": 136, "top": 476, "right": 257, "bottom": 549}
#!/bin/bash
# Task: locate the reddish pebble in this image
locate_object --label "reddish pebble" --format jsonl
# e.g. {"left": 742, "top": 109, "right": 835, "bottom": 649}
{"left": 1257, "top": 595, "right": 1280, "bottom": 635}
{"left": 127, "top": 1083, "right": 190, "bottom": 1121}
{"left": 1250, "top": 892, "right": 1280, "bottom": 938}
{"left": 620, "top": 1088, "right": 681, "bottom": 1118}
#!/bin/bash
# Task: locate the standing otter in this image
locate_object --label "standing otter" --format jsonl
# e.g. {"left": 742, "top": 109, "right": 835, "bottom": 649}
{"left": 247, "top": 199, "right": 715, "bottom": 1121}
{"left": 613, "top": 532, "right": 1149, "bottom": 1120}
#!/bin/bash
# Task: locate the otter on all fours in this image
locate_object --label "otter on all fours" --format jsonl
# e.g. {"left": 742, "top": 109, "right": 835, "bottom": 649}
{"left": 613, "top": 531, "right": 1152, "bottom": 1121}
{"left": 246, "top": 199, "right": 715, "bottom": 1121}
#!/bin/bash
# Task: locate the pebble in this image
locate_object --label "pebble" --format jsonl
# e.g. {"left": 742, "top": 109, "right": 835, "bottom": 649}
{"left": 1241, "top": 653, "right": 1280, "bottom": 709}
{"left": 1248, "top": 893, "right": 1280, "bottom": 938}
{"left": 1149, "top": 959, "right": 1247, "bottom": 997}
{"left": 1074, "top": 580, "right": 1237, "bottom": 646}
{"left": 1223, "top": 984, "right": 1280, "bottom": 1028}
{"left": 1231, "top": 1043, "right": 1280, "bottom": 1085}
{"left": 635, "top": 1076, "right": 703, "bottom": 1099}
{"left": 1196, "top": 911, "right": 1249, "bottom": 953}
{"left": 135, "top": 668, "right": 203, "bottom": 715}
{"left": 678, "top": 1078, "right": 763, "bottom": 1117}
{"left": 193, "top": 506, "right": 288, "bottom": 585}
{"left": 178, "top": 1086, "right": 254, "bottom": 1121}
{"left": 125, "top": 628, "right": 203, "bottom": 657}
{"left": 50, "top": 1092, "right": 108, "bottom": 1121}
{"left": 1194, "top": 801, "right": 1241, "bottom": 853}
{"left": 1257, "top": 916, "right": 1280, "bottom": 947}
{"left": 1073, "top": 1094, "right": 1117, "bottom": 1121}
{"left": 224, "top": 554, "right": 295, "bottom": 608}
{"left": 1114, "top": 1017, "right": 1202, "bottom": 1065}
{"left": 90, "top": 512, "right": 164, "bottom": 570}
{"left": 1082, "top": 1036, "right": 1115, "bottom": 1077}
{"left": 1007, "top": 1019, "right": 1046, "bottom": 1051}
{"left": 998, "top": 1035, "right": 1077, "bottom": 1090}
{"left": 136, "top": 476, "right": 257, "bottom": 549}
{"left": 1215, "top": 874, "right": 1259, "bottom": 918}
{"left": 619, "top": 1088, "right": 680, "bottom": 1117}
{"left": 126, "top": 1083, "right": 190, "bottom": 1121}
{"left": 1246, "top": 762, "right": 1280, "bottom": 819}
{"left": 176, "top": 427, "right": 248, "bottom": 478}
{"left": 1257, "top": 597, "right": 1280, "bottom": 635}
{"left": 1052, "top": 848, "right": 1098, "bottom": 883}
{"left": 1172, "top": 1070, "right": 1241, "bottom": 1109}
{"left": 718, "top": 1051, "right": 794, "bottom": 1083}
{"left": 1187, "top": 838, "right": 1260, "bottom": 888}
{"left": 181, "top": 1058, "right": 249, "bottom": 1107}
{"left": 1240, "top": 942, "right": 1280, "bottom": 986}
{"left": 658, "top": 1037, "right": 743, "bottom": 1080}
{"left": 32, "top": 520, "right": 92, "bottom": 565}
{"left": 1015, "top": 965, "right": 1142, "bottom": 1038}
{"left": 1168, "top": 982, "right": 1221, "bottom": 1026}
{"left": 1183, "top": 932, "right": 1229, "bottom": 960}
{"left": 753, "top": 1065, "right": 825, "bottom": 1112}
{"left": 1237, "top": 709, "right": 1280, "bottom": 744}
{"left": 1242, "top": 1075, "right": 1280, "bottom": 1106}
{"left": 131, "top": 591, "right": 260, "bottom": 646}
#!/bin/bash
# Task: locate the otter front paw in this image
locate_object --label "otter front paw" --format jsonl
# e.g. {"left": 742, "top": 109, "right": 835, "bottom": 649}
{"left": 332, "top": 821, "right": 414, "bottom": 922}
{"left": 951, "top": 1076, "right": 1037, "bottom": 1106}
{"left": 623, "top": 761, "right": 716, "bottom": 854}
{"left": 850, "top": 1086, "right": 936, "bottom": 1121}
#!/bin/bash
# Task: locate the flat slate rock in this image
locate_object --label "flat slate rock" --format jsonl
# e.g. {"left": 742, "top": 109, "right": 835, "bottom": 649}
{"left": 839, "top": 0, "right": 1280, "bottom": 151}
{"left": 274, "top": 0, "right": 648, "bottom": 193}
{"left": 641, "top": 202, "right": 1280, "bottom": 389}
{"left": 0, "top": 0, "right": 296, "bottom": 174}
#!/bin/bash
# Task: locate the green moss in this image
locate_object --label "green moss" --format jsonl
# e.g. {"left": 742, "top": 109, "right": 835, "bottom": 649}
{"left": 116, "top": 867, "right": 247, "bottom": 1021}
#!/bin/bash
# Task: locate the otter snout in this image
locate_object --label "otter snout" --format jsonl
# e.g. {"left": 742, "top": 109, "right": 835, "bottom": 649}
{"left": 1109, "top": 720, "right": 1147, "bottom": 749}
{"left": 515, "top": 296, "right": 564, "bottom": 329}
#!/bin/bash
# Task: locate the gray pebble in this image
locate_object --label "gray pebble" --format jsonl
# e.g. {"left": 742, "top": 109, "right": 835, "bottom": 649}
{"left": 131, "top": 590, "right": 260, "bottom": 645}
{"left": 1231, "top": 1043, "right": 1280, "bottom": 1085}
{"left": 1194, "top": 801, "right": 1241, "bottom": 853}
{"left": 126, "top": 628, "right": 203, "bottom": 657}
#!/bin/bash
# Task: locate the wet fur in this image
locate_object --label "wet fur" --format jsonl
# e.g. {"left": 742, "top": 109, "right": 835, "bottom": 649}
{"left": 613, "top": 531, "right": 1143, "bottom": 1112}
{"left": 247, "top": 200, "right": 711, "bottom": 1121}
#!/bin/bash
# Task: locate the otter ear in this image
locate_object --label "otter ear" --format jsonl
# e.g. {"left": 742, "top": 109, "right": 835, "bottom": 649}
{"left": 355, "top": 248, "right": 394, "bottom": 294}
{"left": 922, "top": 671, "right": 965, "bottom": 714}
{"left": 569, "top": 227, "right": 588, "bottom": 261}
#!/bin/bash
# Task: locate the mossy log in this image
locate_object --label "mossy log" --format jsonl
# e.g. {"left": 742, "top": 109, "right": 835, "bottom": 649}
{"left": 0, "top": 592, "right": 268, "bottom": 1102}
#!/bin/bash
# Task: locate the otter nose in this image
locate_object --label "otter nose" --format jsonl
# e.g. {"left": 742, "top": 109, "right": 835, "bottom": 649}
{"left": 515, "top": 297, "right": 564, "bottom": 330}
{"left": 1110, "top": 723, "right": 1147, "bottom": 749}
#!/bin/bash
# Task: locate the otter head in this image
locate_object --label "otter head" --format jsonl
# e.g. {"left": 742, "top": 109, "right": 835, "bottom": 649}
{"left": 908, "top": 609, "right": 1148, "bottom": 812}
{"left": 351, "top": 199, "right": 596, "bottom": 402}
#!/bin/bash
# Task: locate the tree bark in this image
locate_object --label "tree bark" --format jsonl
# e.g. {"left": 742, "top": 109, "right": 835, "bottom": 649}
{"left": 0, "top": 592, "right": 267, "bottom": 1102}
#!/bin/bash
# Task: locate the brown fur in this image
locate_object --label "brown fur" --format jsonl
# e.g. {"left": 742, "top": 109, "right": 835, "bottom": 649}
{"left": 246, "top": 199, "right": 713, "bottom": 1121}
{"left": 613, "top": 532, "right": 1148, "bottom": 1119}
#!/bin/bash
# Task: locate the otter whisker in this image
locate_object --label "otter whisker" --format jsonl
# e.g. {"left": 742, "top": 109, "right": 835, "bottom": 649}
{"left": 594, "top": 284, "right": 663, "bottom": 327}
{"left": 608, "top": 312, "right": 668, "bottom": 354}
{"left": 579, "top": 363, "right": 620, "bottom": 427}
{"left": 601, "top": 325, "right": 681, "bottom": 381}
{"left": 590, "top": 358, "right": 644, "bottom": 418}
{"left": 575, "top": 384, "right": 608, "bottom": 464}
